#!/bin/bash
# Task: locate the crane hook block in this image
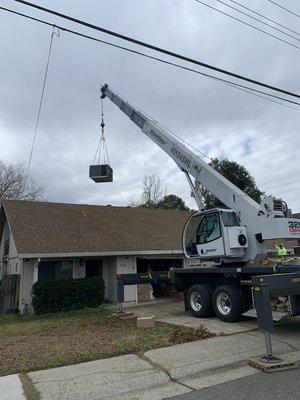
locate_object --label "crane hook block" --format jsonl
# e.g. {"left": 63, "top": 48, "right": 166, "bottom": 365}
{"left": 89, "top": 164, "right": 113, "bottom": 183}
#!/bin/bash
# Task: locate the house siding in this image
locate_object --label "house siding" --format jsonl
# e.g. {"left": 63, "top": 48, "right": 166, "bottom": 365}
{"left": 0, "top": 220, "right": 19, "bottom": 277}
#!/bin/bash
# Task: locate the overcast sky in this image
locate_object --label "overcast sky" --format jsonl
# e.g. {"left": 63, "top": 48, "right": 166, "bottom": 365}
{"left": 0, "top": 0, "right": 299, "bottom": 211}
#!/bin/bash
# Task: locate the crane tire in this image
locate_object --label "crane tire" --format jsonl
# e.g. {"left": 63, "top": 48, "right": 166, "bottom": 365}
{"left": 187, "top": 284, "right": 213, "bottom": 318}
{"left": 212, "top": 285, "right": 242, "bottom": 323}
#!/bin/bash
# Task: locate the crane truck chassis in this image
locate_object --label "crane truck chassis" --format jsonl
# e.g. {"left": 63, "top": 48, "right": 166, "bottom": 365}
{"left": 117, "top": 265, "right": 300, "bottom": 324}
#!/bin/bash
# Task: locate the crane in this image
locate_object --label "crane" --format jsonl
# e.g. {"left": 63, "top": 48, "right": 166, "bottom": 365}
{"left": 101, "top": 83, "right": 300, "bottom": 351}
{"left": 100, "top": 83, "right": 300, "bottom": 266}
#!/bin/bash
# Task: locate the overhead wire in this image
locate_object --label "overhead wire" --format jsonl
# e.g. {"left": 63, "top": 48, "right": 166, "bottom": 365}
{"left": 228, "top": 0, "right": 300, "bottom": 37}
{"left": 10, "top": 0, "right": 300, "bottom": 100}
{"left": 1, "top": 6, "right": 300, "bottom": 112}
{"left": 267, "top": 0, "right": 300, "bottom": 19}
{"left": 12, "top": 26, "right": 59, "bottom": 226}
{"left": 194, "top": 0, "right": 300, "bottom": 50}
{"left": 215, "top": 0, "right": 300, "bottom": 42}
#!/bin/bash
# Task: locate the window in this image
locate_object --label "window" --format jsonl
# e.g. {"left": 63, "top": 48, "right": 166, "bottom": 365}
{"left": 38, "top": 260, "right": 73, "bottom": 281}
{"left": 85, "top": 259, "right": 103, "bottom": 277}
{"left": 196, "top": 212, "right": 221, "bottom": 244}
{"left": 184, "top": 214, "right": 203, "bottom": 255}
{"left": 220, "top": 211, "right": 240, "bottom": 227}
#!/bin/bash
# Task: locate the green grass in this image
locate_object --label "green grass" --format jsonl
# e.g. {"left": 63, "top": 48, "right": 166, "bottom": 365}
{"left": 0, "top": 305, "right": 213, "bottom": 376}
{"left": 0, "top": 304, "right": 110, "bottom": 326}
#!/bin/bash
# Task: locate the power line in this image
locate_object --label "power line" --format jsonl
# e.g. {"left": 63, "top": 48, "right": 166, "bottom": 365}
{"left": 12, "top": 26, "right": 59, "bottom": 226}
{"left": 194, "top": 0, "right": 300, "bottom": 50}
{"left": 11, "top": 0, "right": 300, "bottom": 100}
{"left": 1, "top": 6, "right": 300, "bottom": 111}
{"left": 217, "top": 0, "right": 300, "bottom": 42}
{"left": 228, "top": 0, "right": 300, "bottom": 37}
{"left": 268, "top": 0, "right": 300, "bottom": 19}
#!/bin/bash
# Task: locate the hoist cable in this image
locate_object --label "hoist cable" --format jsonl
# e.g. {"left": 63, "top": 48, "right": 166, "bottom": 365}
{"left": 93, "top": 99, "right": 111, "bottom": 166}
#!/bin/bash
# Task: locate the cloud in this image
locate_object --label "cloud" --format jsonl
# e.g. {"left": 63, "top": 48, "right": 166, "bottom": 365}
{"left": 0, "top": 0, "right": 299, "bottom": 213}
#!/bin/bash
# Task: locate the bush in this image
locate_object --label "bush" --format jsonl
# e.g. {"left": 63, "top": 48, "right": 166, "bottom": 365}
{"left": 31, "top": 277, "right": 105, "bottom": 315}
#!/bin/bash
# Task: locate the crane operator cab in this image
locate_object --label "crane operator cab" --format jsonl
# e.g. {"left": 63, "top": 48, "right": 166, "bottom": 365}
{"left": 183, "top": 209, "right": 248, "bottom": 260}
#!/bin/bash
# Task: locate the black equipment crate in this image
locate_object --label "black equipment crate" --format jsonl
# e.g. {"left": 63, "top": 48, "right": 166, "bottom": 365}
{"left": 89, "top": 164, "right": 113, "bottom": 183}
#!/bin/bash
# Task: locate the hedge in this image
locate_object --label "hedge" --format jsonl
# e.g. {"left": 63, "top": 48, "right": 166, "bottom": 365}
{"left": 31, "top": 276, "right": 105, "bottom": 314}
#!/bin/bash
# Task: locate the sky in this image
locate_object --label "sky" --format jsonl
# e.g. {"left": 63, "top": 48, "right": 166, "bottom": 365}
{"left": 0, "top": 0, "right": 299, "bottom": 211}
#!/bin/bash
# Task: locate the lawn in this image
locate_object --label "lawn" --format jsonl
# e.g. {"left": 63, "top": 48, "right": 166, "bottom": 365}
{"left": 0, "top": 306, "right": 213, "bottom": 376}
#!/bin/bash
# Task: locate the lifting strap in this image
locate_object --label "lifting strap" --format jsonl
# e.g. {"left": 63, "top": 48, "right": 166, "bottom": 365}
{"left": 93, "top": 98, "right": 111, "bottom": 165}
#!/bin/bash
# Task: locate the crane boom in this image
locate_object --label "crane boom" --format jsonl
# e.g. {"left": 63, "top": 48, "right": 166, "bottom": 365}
{"left": 101, "top": 84, "right": 259, "bottom": 219}
{"left": 100, "top": 84, "right": 300, "bottom": 263}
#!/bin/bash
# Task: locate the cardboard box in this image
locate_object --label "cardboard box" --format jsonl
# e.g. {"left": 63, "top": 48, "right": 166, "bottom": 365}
{"left": 137, "top": 316, "right": 155, "bottom": 328}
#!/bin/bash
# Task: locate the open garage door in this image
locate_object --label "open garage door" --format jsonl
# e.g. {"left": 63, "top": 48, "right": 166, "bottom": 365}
{"left": 136, "top": 257, "right": 183, "bottom": 301}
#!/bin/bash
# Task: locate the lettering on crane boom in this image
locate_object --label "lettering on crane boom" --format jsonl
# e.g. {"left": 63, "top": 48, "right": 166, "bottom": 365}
{"left": 148, "top": 129, "right": 167, "bottom": 145}
{"left": 288, "top": 220, "right": 300, "bottom": 234}
{"left": 171, "top": 146, "right": 192, "bottom": 168}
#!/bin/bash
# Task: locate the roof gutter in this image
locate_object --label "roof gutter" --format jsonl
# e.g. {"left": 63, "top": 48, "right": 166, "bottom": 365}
{"left": 19, "top": 249, "right": 184, "bottom": 259}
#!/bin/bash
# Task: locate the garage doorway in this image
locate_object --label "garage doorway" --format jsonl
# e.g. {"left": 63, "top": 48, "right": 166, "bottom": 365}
{"left": 136, "top": 258, "right": 183, "bottom": 273}
{"left": 136, "top": 258, "right": 183, "bottom": 301}
{"left": 85, "top": 259, "right": 103, "bottom": 278}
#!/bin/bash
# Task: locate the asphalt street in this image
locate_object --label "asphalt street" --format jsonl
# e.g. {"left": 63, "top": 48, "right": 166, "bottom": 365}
{"left": 168, "top": 367, "right": 300, "bottom": 400}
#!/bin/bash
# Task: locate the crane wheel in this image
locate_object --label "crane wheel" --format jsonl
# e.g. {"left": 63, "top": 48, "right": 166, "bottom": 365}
{"left": 187, "top": 284, "right": 213, "bottom": 318}
{"left": 212, "top": 285, "right": 242, "bottom": 323}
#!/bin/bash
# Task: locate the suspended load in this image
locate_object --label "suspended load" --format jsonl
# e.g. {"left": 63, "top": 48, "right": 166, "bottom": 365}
{"left": 90, "top": 99, "right": 113, "bottom": 183}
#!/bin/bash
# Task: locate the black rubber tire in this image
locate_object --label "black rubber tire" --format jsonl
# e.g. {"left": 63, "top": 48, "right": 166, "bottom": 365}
{"left": 187, "top": 284, "right": 213, "bottom": 318}
{"left": 212, "top": 285, "right": 242, "bottom": 323}
{"left": 241, "top": 288, "right": 253, "bottom": 313}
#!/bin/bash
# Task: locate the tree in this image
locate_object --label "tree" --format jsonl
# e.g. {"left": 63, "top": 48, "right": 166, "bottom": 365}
{"left": 196, "top": 158, "right": 264, "bottom": 210}
{"left": 156, "top": 194, "right": 189, "bottom": 211}
{"left": 0, "top": 159, "right": 44, "bottom": 202}
{"left": 137, "top": 174, "right": 189, "bottom": 210}
{"left": 140, "top": 174, "right": 164, "bottom": 208}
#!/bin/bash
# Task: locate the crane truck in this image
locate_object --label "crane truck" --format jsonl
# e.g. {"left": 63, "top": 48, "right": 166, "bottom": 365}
{"left": 100, "top": 84, "right": 300, "bottom": 325}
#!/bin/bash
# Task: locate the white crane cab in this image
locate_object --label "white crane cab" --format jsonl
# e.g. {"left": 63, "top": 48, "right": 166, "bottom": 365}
{"left": 183, "top": 209, "right": 248, "bottom": 260}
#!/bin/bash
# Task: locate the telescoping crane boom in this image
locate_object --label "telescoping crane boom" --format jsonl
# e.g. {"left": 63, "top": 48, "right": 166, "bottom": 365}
{"left": 100, "top": 84, "right": 300, "bottom": 265}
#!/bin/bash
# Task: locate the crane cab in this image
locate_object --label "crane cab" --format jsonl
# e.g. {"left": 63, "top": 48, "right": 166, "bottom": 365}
{"left": 183, "top": 209, "right": 248, "bottom": 260}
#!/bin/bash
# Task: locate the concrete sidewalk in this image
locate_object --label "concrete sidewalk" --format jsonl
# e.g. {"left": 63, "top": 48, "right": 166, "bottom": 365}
{"left": 3, "top": 322, "right": 298, "bottom": 400}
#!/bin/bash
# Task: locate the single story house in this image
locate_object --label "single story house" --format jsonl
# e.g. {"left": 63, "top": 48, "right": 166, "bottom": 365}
{"left": 0, "top": 200, "right": 190, "bottom": 313}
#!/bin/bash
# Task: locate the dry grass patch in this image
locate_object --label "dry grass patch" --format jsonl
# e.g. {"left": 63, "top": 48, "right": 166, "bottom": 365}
{"left": 0, "top": 306, "right": 213, "bottom": 376}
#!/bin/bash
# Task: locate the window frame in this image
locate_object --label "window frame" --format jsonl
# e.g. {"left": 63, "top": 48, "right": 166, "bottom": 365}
{"left": 37, "top": 260, "right": 74, "bottom": 281}
{"left": 196, "top": 212, "right": 222, "bottom": 245}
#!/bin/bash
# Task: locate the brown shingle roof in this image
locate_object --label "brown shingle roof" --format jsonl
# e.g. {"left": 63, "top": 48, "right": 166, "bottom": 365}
{"left": 2, "top": 200, "right": 191, "bottom": 255}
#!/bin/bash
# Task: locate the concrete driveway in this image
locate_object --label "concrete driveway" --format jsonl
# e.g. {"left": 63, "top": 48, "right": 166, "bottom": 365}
{"left": 124, "top": 298, "right": 258, "bottom": 335}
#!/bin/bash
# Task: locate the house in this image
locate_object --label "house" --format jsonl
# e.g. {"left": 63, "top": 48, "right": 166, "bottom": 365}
{"left": 0, "top": 200, "right": 190, "bottom": 313}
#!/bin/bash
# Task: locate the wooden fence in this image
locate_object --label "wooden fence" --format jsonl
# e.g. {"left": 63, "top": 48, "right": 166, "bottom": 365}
{"left": 0, "top": 274, "right": 20, "bottom": 314}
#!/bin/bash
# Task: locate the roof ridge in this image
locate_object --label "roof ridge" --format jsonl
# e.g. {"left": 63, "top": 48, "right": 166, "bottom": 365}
{"left": 3, "top": 199, "right": 191, "bottom": 213}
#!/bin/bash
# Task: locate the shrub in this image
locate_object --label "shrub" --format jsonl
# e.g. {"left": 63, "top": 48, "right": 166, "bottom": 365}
{"left": 31, "top": 276, "right": 105, "bottom": 315}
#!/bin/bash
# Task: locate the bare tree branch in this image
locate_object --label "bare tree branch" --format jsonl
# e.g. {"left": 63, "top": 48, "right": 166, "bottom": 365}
{"left": 0, "top": 159, "right": 44, "bottom": 202}
{"left": 141, "top": 174, "right": 164, "bottom": 208}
